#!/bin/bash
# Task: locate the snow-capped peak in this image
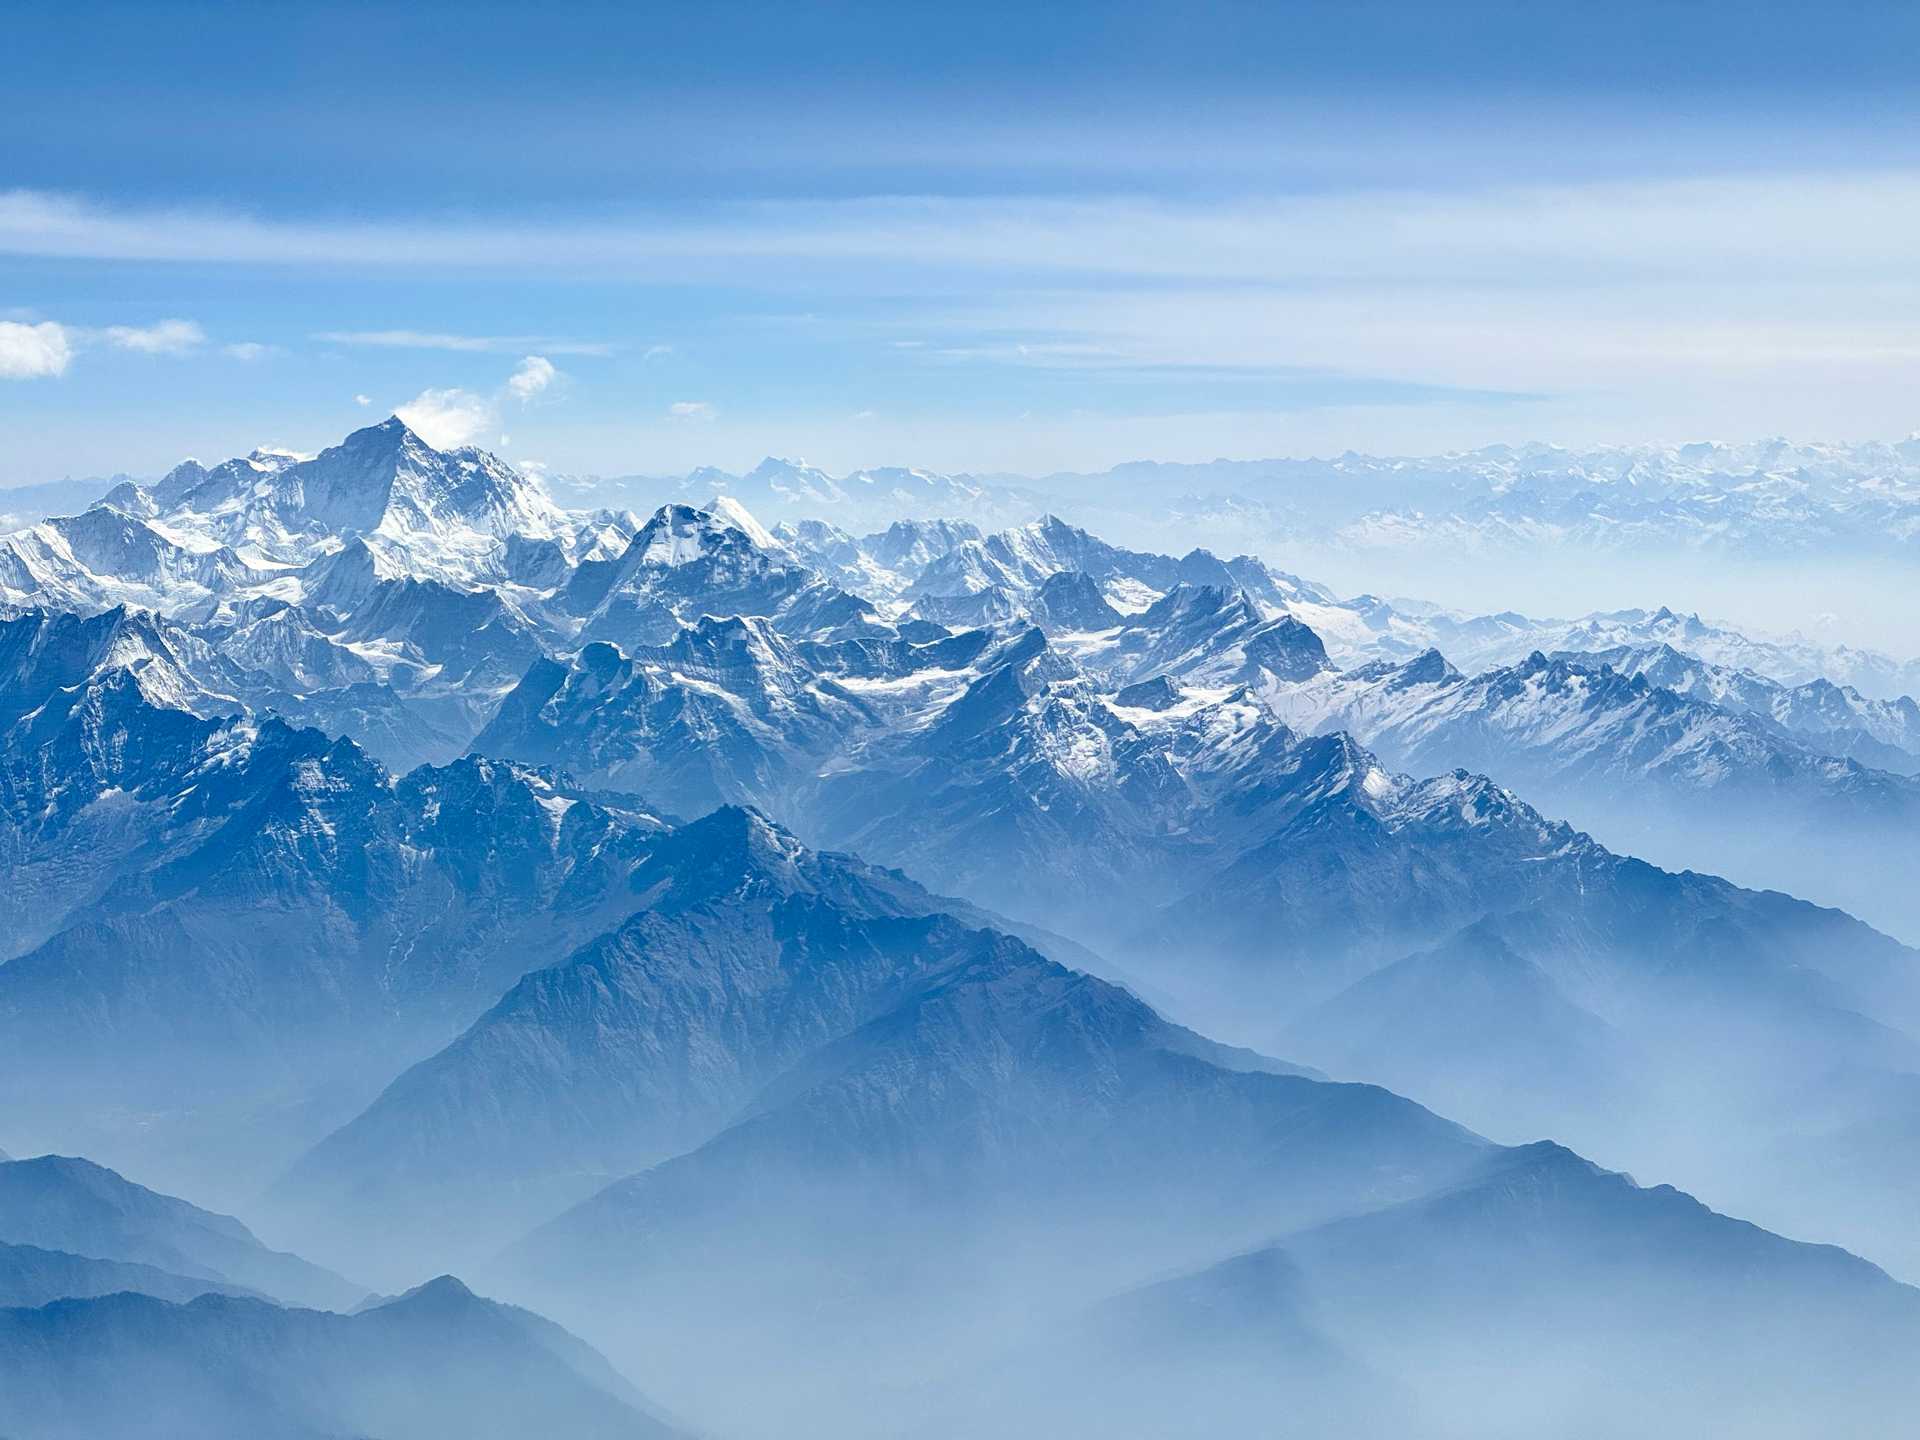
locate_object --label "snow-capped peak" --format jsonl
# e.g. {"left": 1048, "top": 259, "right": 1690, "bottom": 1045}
{"left": 702, "top": 494, "right": 784, "bottom": 551}
{"left": 47, "top": 418, "right": 573, "bottom": 595}
{"left": 632, "top": 503, "right": 750, "bottom": 567}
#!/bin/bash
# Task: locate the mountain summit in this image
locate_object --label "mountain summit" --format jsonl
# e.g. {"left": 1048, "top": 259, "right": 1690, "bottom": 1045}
{"left": 89, "top": 418, "right": 569, "bottom": 585}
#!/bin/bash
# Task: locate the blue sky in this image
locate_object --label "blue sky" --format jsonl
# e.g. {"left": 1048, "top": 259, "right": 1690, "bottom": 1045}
{"left": 7, "top": 0, "right": 1920, "bottom": 482}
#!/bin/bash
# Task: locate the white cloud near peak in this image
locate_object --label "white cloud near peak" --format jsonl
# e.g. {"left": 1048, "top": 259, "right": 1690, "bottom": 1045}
{"left": 507, "top": 354, "right": 557, "bottom": 401}
{"left": 104, "top": 317, "right": 204, "bottom": 355}
{"left": 395, "top": 355, "right": 568, "bottom": 450}
{"left": 0, "top": 320, "right": 72, "bottom": 379}
{"left": 395, "top": 387, "right": 495, "bottom": 448}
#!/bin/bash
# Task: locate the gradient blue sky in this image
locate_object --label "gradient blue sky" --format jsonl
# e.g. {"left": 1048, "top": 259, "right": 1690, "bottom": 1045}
{"left": 7, "top": 0, "right": 1920, "bottom": 482}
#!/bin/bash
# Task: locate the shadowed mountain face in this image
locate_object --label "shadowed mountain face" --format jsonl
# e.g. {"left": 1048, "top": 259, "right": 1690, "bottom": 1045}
{"left": 507, "top": 946, "right": 1472, "bottom": 1297}
{"left": 472, "top": 925, "right": 1920, "bottom": 1439}
{"left": 275, "top": 806, "right": 1159, "bottom": 1265}
{"left": 483, "top": 925, "right": 1484, "bottom": 1433}
{"left": 0, "top": 1277, "right": 685, "bottom": 1440}
{"left": 0, "top": 637, "right": 671, "bottom": 1193}
{"left": 278, "top": 807, "right": 1326, "bottom": 1270}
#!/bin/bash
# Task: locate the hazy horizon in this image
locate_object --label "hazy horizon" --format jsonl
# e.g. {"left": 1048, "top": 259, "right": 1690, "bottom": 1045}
{"left": 16, "top": 417, "right": 1920, "bottom": 490}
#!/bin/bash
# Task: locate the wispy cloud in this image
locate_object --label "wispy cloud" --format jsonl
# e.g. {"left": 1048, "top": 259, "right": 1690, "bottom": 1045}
{"left": 9, "top": 179, "right": 1920, "bottom": 284}
{"left": 0, "top": 320, "right": 71, "bottom": 379}
{"left": 223, "top": 341, "right": 275, "bottom": 361}
{"left": 669, "top": 400, "right": 717, "bottom": 421}
{"left": 14, "top": 182, "right": 1920, "bottom": 413}
{"left": 353, "top": 393, "right": 372, "bottom": 406}
{"left": 13, "top": 175, "right": 1920, "bottom": 446}
{"left": 313, "top": 328, "right": 612, "bottom": 356}
{"left": 507, "top": 354, "right": 557, "bottom": 400}
{"left": 2, "top": 314, "right": 239, "bottom": 377}
{"left": 104, "top": 317, "right": 204, "bottom": 355}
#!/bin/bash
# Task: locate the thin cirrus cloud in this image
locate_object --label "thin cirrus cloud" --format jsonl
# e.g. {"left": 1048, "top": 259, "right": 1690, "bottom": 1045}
{"left": 10, "top": 178, "right": 1920, "bottom": 413}
{"left": 669, "top": 400, "right": 717, "bottom": 421}
{"left": 11, "top": 173, "right": 1920, "bottom": 444}
{"left": 313, "top": 329, "right": 614, "bottom": 357}
{"left": 8, "top": 178, "right": 1920, "bottom": 282}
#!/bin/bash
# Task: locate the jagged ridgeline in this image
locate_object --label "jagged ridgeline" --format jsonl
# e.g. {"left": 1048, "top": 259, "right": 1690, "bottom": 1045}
{"left": 4, "top": 419, "right": 1920, "bottom": 1438}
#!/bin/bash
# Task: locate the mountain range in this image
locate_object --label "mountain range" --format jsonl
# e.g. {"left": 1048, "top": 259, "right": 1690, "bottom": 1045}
{"left": 1258, "top": 645, "right": 1920, "bottom": 938}
{"left": 5, "top": 416, "right": 1920, "bottom": 1437}
{"left": 0, "top": 1153, "right": 359, "bottom": 1310}
{"left": 0, "top": 1149, "right": 683, "bottom": 1439}
{"left": 515, "top": 435, "right": 1920, "bottom": 572}
{"left": 0, "top": 609, "right": 674, "bottom": 1191}
{"left": 0, "top": 1280, "right": 683, "bottom": 1440}
{"left": 16, "top": 425, "right": 1918, "bottom": 688}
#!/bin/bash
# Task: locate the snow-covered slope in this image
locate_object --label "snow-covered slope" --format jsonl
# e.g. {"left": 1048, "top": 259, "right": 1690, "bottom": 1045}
{"left": 1421, "top": 604, "right": 1920, "bottom": 700}
{"left": 1552, "top": 640, "right": 1920, "bottom": 772}
{"left": 1260, "top": 647, "right": 1920, "bottom": 939}
{"left": 101, "top": 418, "right": 571, "bottom": 582}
